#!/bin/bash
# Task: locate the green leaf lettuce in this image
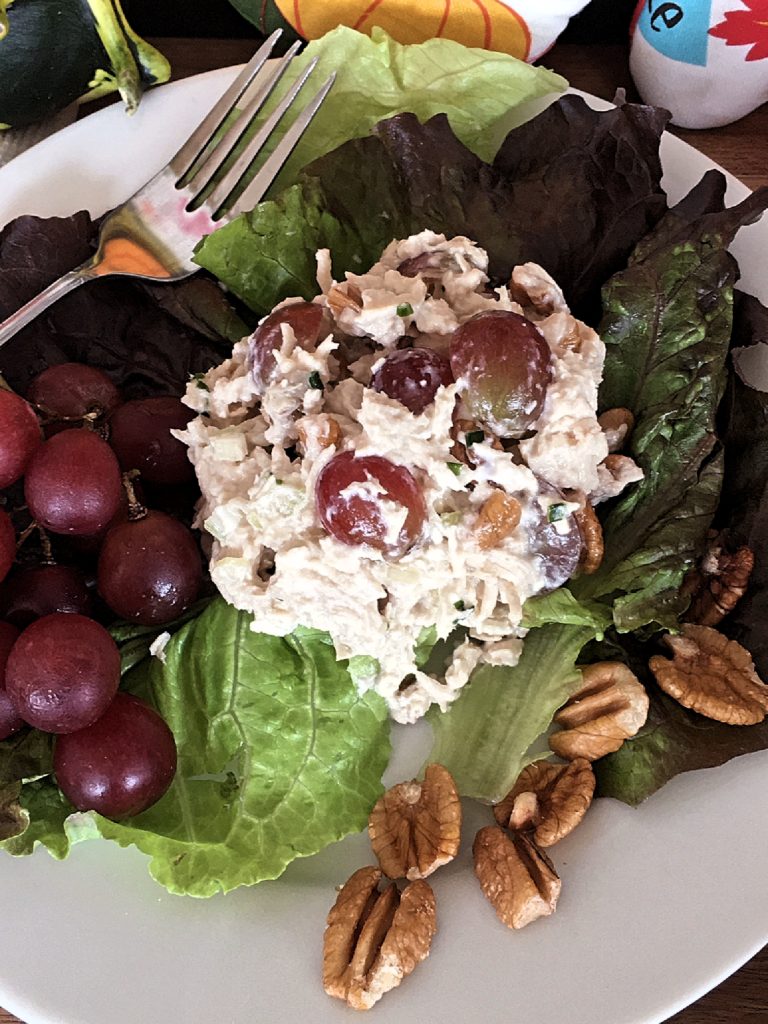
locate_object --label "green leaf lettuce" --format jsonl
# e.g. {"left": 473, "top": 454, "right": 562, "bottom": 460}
{"left": 5, "top": 601, "right": 391, "bottom": 896}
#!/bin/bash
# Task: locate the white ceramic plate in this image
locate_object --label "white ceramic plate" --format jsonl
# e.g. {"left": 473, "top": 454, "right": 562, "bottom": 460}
{"left": 0, "top": 70, "right": 765, "bottom": 1024}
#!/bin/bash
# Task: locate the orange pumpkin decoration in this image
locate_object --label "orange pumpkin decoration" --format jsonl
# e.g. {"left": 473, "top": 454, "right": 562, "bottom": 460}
{"left": 274, "top": 0, "right": 530, "bottom": 59}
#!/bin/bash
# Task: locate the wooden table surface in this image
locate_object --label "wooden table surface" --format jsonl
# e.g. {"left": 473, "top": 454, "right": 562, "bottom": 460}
{"left": 1, "top": 36, "right": 765, "bottom": 1024}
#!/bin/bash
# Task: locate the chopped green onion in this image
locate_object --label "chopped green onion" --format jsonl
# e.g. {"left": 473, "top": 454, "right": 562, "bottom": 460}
{"left": 308, "top": 371, "right": 323, "bottom": 390}
{"left": 465, "top": 429, "right": 484, "bottom": 446}
{"left": 454, "top": 599, "right": 466, "bottom": 611}
{"left": 190, "top": 372, "right": 209, "bottom": 392}
{"left": 547, "top": 502, "right": 568, "bottom": 523}
{"left": 447, "top": 461, "right": 463, "bottom": 476}
{"left": 396, "top": 302, "right": 414, "bottom": 317}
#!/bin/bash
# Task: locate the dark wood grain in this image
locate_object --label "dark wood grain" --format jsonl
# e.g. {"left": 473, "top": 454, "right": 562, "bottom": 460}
{"left": 2, "top": 36, "right": 765, "bottom": 1024}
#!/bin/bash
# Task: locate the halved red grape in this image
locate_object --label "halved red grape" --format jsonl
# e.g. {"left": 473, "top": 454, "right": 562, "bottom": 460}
{"left": 316, "top": 452, "right": 426, "bottom": 557}
{"left": 24, "top": 429, "right": 122, "bottom": 536}
{"left": 449, "top": 310, "right": 552, "bottom": 436}
{"left": 0, "top": 621, "right": 22, "bottom": 740}
{"left": 0, "top": 389, "right": 42, "bottom": 488}
{"left": 0, "top": 509, "right": 14, "bottom": 585}
{"left": 6, "top": 612, "right": 120, "bottom": 734}
{"left": 527, "top": 482, "right": 582, "bottom": 592}
{"left": 53, "top": 693, "right": 177, "bottom": 819}
{"left": 371, "top": 348, "right": 453, "bottom": 414}
{"left": 97, "top": 511, "right": 202, "bottom": 625}
{"left": 249, "top": 301, "right": 323, "bottom": 392}
{"left": 27, "top": 363, "right": 120, "bottom": 420}
{"left": 0, "top": 564, "right": 93, "bottom": 628}
{"left": 108, "top": 396, "right": 194, "bottom": 485}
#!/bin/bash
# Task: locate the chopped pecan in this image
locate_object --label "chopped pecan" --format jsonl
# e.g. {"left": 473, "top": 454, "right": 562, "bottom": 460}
{"left": 549, "top": 662, "right": 649, "bottom": 761}
{"left": 591, "top": 454, "right": 644, "bottom": 504}
{"left": 474, "top": 491, "right": 522, "bottom": 550}
{"left": 296, "top": 414, "right": 341, "bottom": 453}
{"left": 493, "top": 758, "right": 595, "bottom": 847}
{"left": 327, "top": 283, "right": 362, "bottom": 317}
{"left": 323, "top": 866, "right": 437, "bottom": 1010}
{"left": 650, "top": 624, "right": 768, "bottom": 725}
{"left": 450, "top": 415, "right": 502, "bottom": 465}
{"left": 598, "top": 408, "right": 635, "bottom": 453}
{"left": 368, "top": 763, "right": 461, "bottom": 880}
{"left": 573, "top": 502, "right": 604, "bottom": 574}
{"left": 685, "top": 543, "right": 755, "bottom": 627}
{"left": 398, "top": 252, "right": 448, "bottom": 280}
{"left": 473, "top": 826, "right": 561, "bottom": 929}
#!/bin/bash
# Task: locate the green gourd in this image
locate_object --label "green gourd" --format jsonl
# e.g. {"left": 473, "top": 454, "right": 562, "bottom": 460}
{"left": 0, "top": 0, "right": 170, "bottom": 128}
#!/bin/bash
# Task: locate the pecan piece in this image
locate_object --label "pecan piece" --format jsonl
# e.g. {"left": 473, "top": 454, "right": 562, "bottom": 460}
{"left": 368, "top": 763, "right": 461, "bottom": 880}
{"left": 685, "top": 544, "right": 754, "bottom": 627}
{"left": 323, "top": 866, "right": 436, "bottom": 1010}
{"left": 474, "top": 491, "right": 522, "bottom": 550}
{"left": 598, "top": 408, "right": 635, "bottom": 452}
{"left": 473, "top": 826, "right": 561, "bottom": 929}
{"left": 573, "top": 501, "right": 604, "bottom": 574}
{"left": 296, "top": 414, "right": 341, "bottom": 454}
{"left": 591, "top": 454, "right": 644, "bottom": 504}
{"left": 493, "top": 758, "right": 595, "bottom": 847}
{"left": 450, "top": 415, "right": 502, "bottom": 465}
{"left": 327, "top": 283, "right": 362, "bottom": 317}
{"left": 650, "top": 624, "right": 768, "bottom": 725}
{"left": 549, "top": 662, "right": 649, "bottom": 761}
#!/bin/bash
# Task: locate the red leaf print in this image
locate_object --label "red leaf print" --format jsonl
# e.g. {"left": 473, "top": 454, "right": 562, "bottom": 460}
{"left": 709, "top": 1, "right": 768, "bottom": 61}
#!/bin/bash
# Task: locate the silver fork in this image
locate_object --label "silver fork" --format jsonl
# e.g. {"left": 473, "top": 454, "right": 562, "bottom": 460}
{"left": 0, "top": 30, "right": 334, "bottom": 348}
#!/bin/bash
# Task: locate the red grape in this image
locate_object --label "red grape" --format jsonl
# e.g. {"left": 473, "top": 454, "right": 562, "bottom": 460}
{"left": 53, "top": 693, "right": 177, "bottom": 819}
{"left": 0, "top": 621, "right": 22, "bottom": 740}
{"left": 108, "top": 396, "right": 194, "bottom": 485}
{"left": 371, "top": 348, "right": 453, "bottom": 414}
{"left": 24, "top": 429, "right": 122, "bottom": 536}
{"left": 316, "top": 452, "right": 426, "bottom": 557}
{"left": 97, "top": 511, "right": 202, "bottom": 624}
{"left": 249, "top": 302, "right": 323, "bottom": 392}
{"left": 0, "top": 564, "right": 93, "bottom": 628}
{"left": 0, "top": 389, "right": 42, "bottom": 488}
{"left": 0, "top": 508, "right": 14, "bottom": 585}
{"left": 527, "top": 483, "right": 582, "bottom": 592}
{"left": 449, "top": 311, "right": 552, "bottom": 436}
{"left": 27, "top": 363, "right": 120, "bottom": 420}
{"left": 5, "top": 613, "right": 120, "bottom": 734}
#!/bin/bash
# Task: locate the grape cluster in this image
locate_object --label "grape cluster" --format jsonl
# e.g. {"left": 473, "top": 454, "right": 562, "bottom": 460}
{"left": 0, "top": 363, "right": 204, "bottom": 820}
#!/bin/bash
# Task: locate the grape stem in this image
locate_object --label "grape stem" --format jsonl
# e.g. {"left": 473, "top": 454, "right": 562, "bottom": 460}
{"left": 121, "top": 470, "right": 148, "bottom": 522}
{"left": 15, "top": 520, "right": 54, "bottom": 563}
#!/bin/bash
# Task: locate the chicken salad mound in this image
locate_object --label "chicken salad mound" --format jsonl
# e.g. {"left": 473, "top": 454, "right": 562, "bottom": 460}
{"left": 179, "top": 231, "right": 643, "bottom": 723}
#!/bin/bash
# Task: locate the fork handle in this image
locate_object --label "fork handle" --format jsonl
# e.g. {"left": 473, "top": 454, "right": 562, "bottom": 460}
{"left": 0, "top": 264, "right": 95, "bottom": 349}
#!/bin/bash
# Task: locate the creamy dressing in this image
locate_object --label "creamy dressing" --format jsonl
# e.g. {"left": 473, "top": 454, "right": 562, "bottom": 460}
{"left": 178, "top": 232, "right": 642, "bottom": 723}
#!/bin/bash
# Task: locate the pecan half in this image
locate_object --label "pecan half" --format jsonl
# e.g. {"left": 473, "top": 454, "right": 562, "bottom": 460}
{"left": 598, "top": 408, "right": 635, "bottom": 453}
{"left": 685, "top": 543, "right": 754, "bottom": 627}
{"left": 650, "top": 624, "right": 768, "bottom": 725}
{"left": 573, "top": 501, "right": 604, "bottom": 574}
{"left": 493, "top": 758, "right": 595, "bottom": 847}
{"left": 549, "top": 662, "right": 649, "bottom": 761}
{"left": 368, "top": 763, "right": 461, "bottom": 880}
{"left": 473, "top": 826, "right": 561, "bottom": 929}
{"left": 474, "top": 491, "right": 522, "bottom": 550}
{"left": 323, "top": 866, "right": 437, "bottom": 1010}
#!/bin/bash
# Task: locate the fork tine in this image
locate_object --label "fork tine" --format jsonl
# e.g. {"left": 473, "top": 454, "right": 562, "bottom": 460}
{"left": 216, "top": 74, "right": 336, "bottom": 221}
{"left": 186, "top": 40, "right": 307, "bottom": 199}
{"left": 170, "top": 29, "right": 283, "bottom": 181}
{"left": 202, "top": 56, "right": 320, "bottom": 214}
